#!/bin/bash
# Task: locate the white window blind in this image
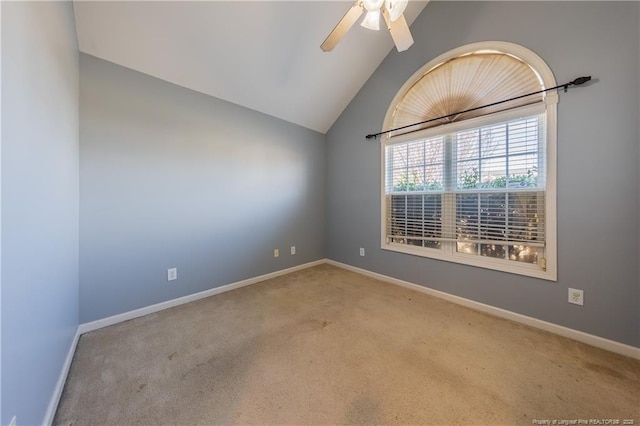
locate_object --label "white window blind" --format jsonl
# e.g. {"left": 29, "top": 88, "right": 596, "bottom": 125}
{"left": 385, "top": 113, "right": 547, "bottom": 269}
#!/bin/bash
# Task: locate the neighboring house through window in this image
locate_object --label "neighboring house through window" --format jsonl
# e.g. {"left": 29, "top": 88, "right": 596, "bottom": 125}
{"left": 381, "top": 42, "right": 557, "bottom": 280}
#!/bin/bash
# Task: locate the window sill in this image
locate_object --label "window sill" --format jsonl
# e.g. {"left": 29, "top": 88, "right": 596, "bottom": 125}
{"left": 381, "top": 242, "right": 557, "bottom": 281}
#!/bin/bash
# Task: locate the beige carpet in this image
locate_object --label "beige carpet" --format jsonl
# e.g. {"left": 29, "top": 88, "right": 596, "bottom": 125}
{"left": 54, "top": 264, "right": 639, "bottom": 425}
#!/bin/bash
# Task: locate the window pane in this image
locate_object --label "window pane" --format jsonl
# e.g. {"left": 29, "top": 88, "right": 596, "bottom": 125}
{"left": 424, "top": 194, "right": 442, "bottom": 249}
{"left": 509, "top": 245, "right": 538, "bottom": 264}
{"left": 387, "top": 194, "right": 442, "bottom": 249}
{"left": 508, "top": 118, "right": 539, "bottom": 155}
{"left": 457, "top": 129, "right": 479, "bottom": 161}
{"left": 480, "top": 124, "right": 506, "bottom": 158}
{"left": 424, "top": 137, "right": 445, "bottom": 191}
{"left": 407, "top": 167, "right": 424, "bottom": 191}
{"left": 392, "top": 169, "right": 406, "bottom": 190}
{"left": 389, "top": 195, "right": 406, "bottom": 243}
{"left": 457, "top": 161, "right": 480, "bottom": 189}
{"left": 456, "top": 193, "right": 479, "bottom": 243}
{"left": 455, "top": 116, "right": 543, "bottom": 191}
{"left": 480, "top": 157, "right": 507, "bottom": 188}
{"left": 392, "top": 145, "right": 408, "bottom": 169}
{"left": 508, "top": 153, "right": 538, "bottom": 188}
{"left": 481, "top": 244, "right": 506, "bottom": 259}
{"left": 507, "top": 192, "right": 544, "bottom": 243}
{"left": 457, "top": 242, "right": 478, "bottom": 255}
{"left": 425, "top": 164, "right": 444, "bottom": 190}
{"left": 480, "top": 193, "right": 506, "bottom": 240}
{"left": 453, "top": 191, "right": 544, "bottom": 253}
{"left": 407, "top": 143, "right": 424, "bottom": 167}
{"left": 388, "top": 137, "right": 445, "bottom": 193}
{"left": 425, "top": 137, "right": 445, "bottom": 163}
{"left": 389, "top": 145, "right": 408, "bottom": 192}
{"left": 406, "top": 195, "right": 423, "bottom": 246}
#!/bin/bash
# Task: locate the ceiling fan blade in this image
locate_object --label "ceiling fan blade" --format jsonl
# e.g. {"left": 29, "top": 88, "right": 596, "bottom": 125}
{"left": 382, "top": 9, "right": 414, "bottom": 52}
{"left": 321, "top": 2, "right": 364, "bottom": 52}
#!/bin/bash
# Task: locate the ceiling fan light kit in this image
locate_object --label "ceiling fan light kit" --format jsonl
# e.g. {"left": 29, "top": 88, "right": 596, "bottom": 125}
{"left": 321, "top": 0, "right": 414, "bottom": 52}
{"left": 361, "top": 10, "right": 381, "bottom": 31}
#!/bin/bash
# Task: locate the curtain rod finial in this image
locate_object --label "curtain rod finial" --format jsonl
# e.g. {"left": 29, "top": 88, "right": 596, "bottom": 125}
{"left": 571, "top": 76, "right": 591, "bottom": 86}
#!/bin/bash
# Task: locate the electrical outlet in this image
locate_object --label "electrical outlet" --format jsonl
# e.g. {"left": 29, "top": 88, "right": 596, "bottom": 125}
{"left": 167, "top": 268, "right": 177, "bottom": 281}
{"left": 9, "top": 416, "right": 16, "bottom": 426}
{"left": 568, "top": 288, "right": 584, "bottom": 306}
{"left": 290, "top": 246, "right": 296, "bottom": 255}
{"left": 359, "top": 247, "right": 365, "bottom": 257}
{"left": 274, "top": 249, "right": 279, "bottom": 258}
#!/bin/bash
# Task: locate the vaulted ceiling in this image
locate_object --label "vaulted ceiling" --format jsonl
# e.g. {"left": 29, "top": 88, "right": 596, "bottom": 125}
{"left": 73, "top": 1, "right": 429, "bottom": 134}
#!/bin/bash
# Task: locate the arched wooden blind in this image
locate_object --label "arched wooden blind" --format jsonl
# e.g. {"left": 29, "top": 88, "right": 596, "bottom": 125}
{"left": 389, "top": 52, "right": 545, "bottom": 137}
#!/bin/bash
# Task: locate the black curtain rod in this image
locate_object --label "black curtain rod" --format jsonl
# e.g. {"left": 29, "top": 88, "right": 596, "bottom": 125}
{"left": 365, "top": 76, "right": 592, "bottom": 140}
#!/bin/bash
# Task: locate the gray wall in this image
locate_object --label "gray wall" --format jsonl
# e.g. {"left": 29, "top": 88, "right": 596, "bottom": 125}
{"left": 1, "top": 2, "right": 80, "bottom": 424}
{"left": 326, "top": 1, "right": 640, "bottom": 347}
{"left": 79, "top": 54, "right": 325, "bottom": 323}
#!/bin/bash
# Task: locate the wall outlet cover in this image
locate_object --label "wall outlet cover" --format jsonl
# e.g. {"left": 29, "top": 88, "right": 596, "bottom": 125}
{"left": 568, "top": 288, "right": 584, "bottom": 306}
{"left": 274, "top": 249, "right": 279, "bottom": 258}
{"left": 359, "top": 248, "right": 365, "bottom": 256}
{"left": 291, "top": 246, "right": 296, "bottom": 255}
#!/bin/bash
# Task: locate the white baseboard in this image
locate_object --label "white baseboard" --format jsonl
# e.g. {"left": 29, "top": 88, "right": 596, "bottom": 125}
{"left": 78, "top": 259, "right": 326, "bottom": 335}
{"left": 326, "top": 260, "right": 640, "bottom": 360}
{"left": 43, "top": 327, "right": 81, "bottom": 426}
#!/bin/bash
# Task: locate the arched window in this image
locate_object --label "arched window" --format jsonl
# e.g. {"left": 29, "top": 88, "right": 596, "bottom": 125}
{"left": 381, "top": 42, "right": 557, "bottom": 280}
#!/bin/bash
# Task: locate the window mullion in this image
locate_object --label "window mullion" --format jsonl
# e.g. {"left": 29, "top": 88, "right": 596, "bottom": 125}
{"left": 442, "top": 134, "right": 455, "bottom": 255}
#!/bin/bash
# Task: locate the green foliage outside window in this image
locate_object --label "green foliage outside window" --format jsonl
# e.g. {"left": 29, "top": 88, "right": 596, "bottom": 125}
{"left": 393, "top": 170, "right": 443, "bottom": 191}
{"left": 393, "top": 167, "right": 537, "bottom": 192}
{"left": 459, "top": 167, "right": 537, "bottom": 189}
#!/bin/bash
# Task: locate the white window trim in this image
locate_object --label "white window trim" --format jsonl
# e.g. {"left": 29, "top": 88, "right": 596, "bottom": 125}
{"left": 380, "top": 41, "right": 557, "bottom": 281}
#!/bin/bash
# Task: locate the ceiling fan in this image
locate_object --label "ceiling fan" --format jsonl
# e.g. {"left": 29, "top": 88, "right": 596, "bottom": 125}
{"left": 321, "top": 0, "right": 414, "bottom": 53}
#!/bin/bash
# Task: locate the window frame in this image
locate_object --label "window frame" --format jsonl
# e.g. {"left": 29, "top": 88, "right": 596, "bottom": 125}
{"left": 380, "top": 42, "right": 557, "bottom": 281}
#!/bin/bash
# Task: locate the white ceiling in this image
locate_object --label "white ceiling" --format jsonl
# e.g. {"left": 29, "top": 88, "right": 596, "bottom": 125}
{"left": 73, "top": 1, "right": 429, "bottom": 134}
